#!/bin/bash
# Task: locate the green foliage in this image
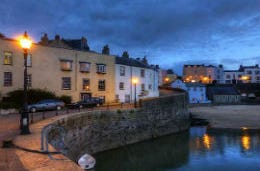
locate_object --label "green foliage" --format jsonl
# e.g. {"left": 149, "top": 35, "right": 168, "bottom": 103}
{"left": 0, "top": 102, "right": 15, "bottom": 109}
{"left": 3, "top": 89, "right": 71, "bottom": 109}
{"left": 58, "top": 95, "right": 72, "bottom": 104}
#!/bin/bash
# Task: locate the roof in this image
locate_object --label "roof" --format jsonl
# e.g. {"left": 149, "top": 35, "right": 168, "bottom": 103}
{"left": 207, "top": 85, "right": 240, "bottom": 97}
{"left": 115, "top": 56, "right": 155, "bottom": 69}
{"left": 185, "top": 83, "right": 206, "bottom": 87}
{"left": 224, "top": 70, "right": 240, "bottom": 72}
{"left": 62, "top": 39, "right": 90, "bottom": 51}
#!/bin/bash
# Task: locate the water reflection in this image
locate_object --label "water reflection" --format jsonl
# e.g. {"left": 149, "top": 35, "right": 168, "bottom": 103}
{"left": 94, "top": 131, "right": 190, "bottom": 171}
{"left": 94, "top": 127, "right": 260, "bottom": 171}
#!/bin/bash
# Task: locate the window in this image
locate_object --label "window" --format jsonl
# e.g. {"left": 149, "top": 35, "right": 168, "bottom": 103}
{"left": 256, "top": 76, "right": 260, "bottom": 80}
{"left": 200, "top": 87, "right": 203, "bottom": 92}
{"left": 120, "top": 66, "right": 125, "bottom": 76}
{"left": 4, "top": 72, "right": 12, "bottom": 86}
{"left": 125, "top": 95, "right": 130, "bottom": 103}
{"left": 60, "top": 59, "right": 73, "bottom": 71}
{"left": 96, "top": 64, "right": 106, "bottom": 74}
{"left": 3, "top": 51, "right": 12, "bottom": 65}
{"left": 27, "top": 54, "right": 32, "bottom": 67}
{"left": 256, "top": 70, "right": 260, "bottom": 75}
{"left": 148, "top": 84, "right": 152, "bottom": 90}
{"left": 247, "top": 70, "right": 252, "bottom": 74}
{"left": 27, "top": 74, "right": 32, "bottom": 87}
{"left": 141, "top": 83, "right": 145, "bottom": 91}
{"left": 119, "top": 82, "right": 124, "bottom": 90}
{"left": 79, "top": 62, "right": 91, "bottom": 72}
{"left": 226, "top": 74, "right": 231, "bottom": 79}
{"left": 98, "top": 80, "right": 105, "bottom": 91}
{"left": 140, "top": 69, "right": 145, "bottom": 77}
{"left": 62, "top": 77, "right": 71, "bottom": 90}
{"left": 193, "top": 87, "right": 197, "bottom": 91}
{"left": 82, "top": 79, "right": 90, "bottom": 90}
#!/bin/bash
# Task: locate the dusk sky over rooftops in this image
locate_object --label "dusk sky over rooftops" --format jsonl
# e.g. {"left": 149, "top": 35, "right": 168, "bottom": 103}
{"left": 1, "top": 0, "right": 260, "bottom": 75}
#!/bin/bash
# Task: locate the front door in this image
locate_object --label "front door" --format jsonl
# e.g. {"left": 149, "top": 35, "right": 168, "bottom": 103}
{"left": 81, "top": 93, "right": 92, "bottom": 101}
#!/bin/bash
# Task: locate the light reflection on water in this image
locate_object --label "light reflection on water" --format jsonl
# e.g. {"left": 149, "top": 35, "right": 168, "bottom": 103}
{"left": 94, "top": 127, "right": 260, "bottom": 171}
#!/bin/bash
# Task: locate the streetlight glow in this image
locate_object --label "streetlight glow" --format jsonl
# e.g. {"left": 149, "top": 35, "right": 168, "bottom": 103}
{"left": 19, "top": 32, "right": 32, "bottom": 50}
{"left": 132, "top": 78, "right": 138, "bottom": 84}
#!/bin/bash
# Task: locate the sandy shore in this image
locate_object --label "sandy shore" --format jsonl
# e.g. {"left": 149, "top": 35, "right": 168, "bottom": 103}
{"left": 190, "top": 105, "right": 260, "bottom": 129}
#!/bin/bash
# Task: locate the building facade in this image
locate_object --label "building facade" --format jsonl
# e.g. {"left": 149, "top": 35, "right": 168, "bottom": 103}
{"left": 183, "top": 64, "right": 224, "bottom": 84}
{"left": 115, "top": 57, "right": 159, "bottom": 103}
{"left": 0, "top": 37, "right": 116, "bottom": 103}
{"left": 185, "top": 83, "right": 209, "bottom": 103}
{"left": 224, "top": 65, "right": 260, "bottom": 84}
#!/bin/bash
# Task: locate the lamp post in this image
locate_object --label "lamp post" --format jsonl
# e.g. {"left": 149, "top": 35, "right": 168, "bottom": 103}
{"left": 20, "top": 31, "right": 32, "bottom": 135}
{"left": 132, "top": 78, "right": 138, "bottom": 108}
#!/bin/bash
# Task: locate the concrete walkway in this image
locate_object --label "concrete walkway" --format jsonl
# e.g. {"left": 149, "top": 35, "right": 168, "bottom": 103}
{"left": 0, "top": 113, "right": 82, "bottom": 171}
{"left": 190, "top": 105, "right": 260, "bottom": 129}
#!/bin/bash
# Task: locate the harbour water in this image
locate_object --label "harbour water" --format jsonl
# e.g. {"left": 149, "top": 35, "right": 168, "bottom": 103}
{"left": 94, "top": 127, "right": 260, "bottom": 171}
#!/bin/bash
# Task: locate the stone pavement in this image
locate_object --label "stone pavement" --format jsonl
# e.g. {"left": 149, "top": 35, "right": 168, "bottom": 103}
{"left": 0, "top": 113, "right": 82, "bottom": 171}
{"left": 190, "top": 105, "right": 260, "bottom": 129}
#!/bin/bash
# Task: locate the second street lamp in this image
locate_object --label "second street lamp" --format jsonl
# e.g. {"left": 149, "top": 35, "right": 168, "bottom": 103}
{"left": 19, "top": 31, "right": 32, "bottom": 135}
{"left": 132, "top": 78, "right": 138, "bottom": 108}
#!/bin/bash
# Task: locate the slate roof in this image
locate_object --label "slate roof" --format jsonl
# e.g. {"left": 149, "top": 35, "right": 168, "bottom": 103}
{"left": 115, "top": 56, "right": 155, "bottom": 69}
{"left": 207, "top": 85, "right": 240, "bottom": 100}
{"left": 62, "top": 39, "right": 90, "bottom": 51}
{"left": 185, "top": 83, "right": 206, "bottom": 87}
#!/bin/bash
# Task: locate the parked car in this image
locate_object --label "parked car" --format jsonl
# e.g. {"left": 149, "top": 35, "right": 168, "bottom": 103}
{"left": 68, "top": 97, "right": 104, "bottom": 109}
{"left": 248, "top": 93, "right": 256, "bottom": 99}
{"left": 28, "top": 99, "right": 65, "bottom": 113}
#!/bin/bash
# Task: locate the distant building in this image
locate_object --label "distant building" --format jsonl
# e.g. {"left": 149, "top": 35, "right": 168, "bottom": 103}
{"left": 159, "top": 69, "right": 177, "bottom": 86}
{"left": 224, "top": 65, "right": 260, "bottom": 83}
{"left": 207, "top": 85, "right": 241, "bottom": 104}
{"left": 115, "top": 56, "right": 159, "bottom": 103}
{"left": 171, "top": 79, "right": 187, "bottom": 91}
{"left": 183, "top": 64, "right": 224, "bottom": 84}
{"left": 186, "top": 83, "right": 210, "bottom": 103}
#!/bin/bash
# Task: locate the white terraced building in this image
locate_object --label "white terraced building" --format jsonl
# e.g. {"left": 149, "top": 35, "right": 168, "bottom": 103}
{"left": 115, "top": 56, "right": 159, "bottom": 103}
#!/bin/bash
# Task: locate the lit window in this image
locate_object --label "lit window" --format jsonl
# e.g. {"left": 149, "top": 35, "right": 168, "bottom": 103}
{"left": 3, "top": 51, "right": 12, "bottom": 65}
{"left": 98, "top": 80, "right": 106, "bottom": 91}
{"left": 119, "top": 82, "right": 124, "bottom": 90}
{"left": 79, "top": 62, "right": 91, "bottom": 72}
{"left": 62, "top": 77, "right": 71, "bottom": 90}
{"left": 82, "top": 79, "right": 90, "bottom": 90}
{"left": 96, "top": 64, "right": 106, "bottom": 74}
{"left": 60, "top": 59, "right": 73, "bottom": 71}
{"left": 4, "top": 72, "right": 12, "bottom": 86}
{"left": 120, "top": 66, "right": 125, "bottom": 76}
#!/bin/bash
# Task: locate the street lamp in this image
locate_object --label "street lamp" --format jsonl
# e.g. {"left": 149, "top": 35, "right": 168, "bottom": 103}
{"left": 19, "top": 31, "right": 32, "bottom": 135}
{"left": 132, "top": 78, "right": 138, "bottom": 108}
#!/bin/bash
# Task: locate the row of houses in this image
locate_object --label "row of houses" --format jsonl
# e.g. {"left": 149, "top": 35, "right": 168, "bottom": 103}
{"left": 0, "top": 35, "right": 159, "bottom": 103}
{"left": 171, "top": 79, "right": 242, "bottom": 104}
{"left": 183, "top": 64, "right": 260, "bottom": 84}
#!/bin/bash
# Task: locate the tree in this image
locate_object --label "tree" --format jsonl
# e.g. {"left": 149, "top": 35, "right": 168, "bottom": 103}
{"left": 102, "top": 44, "right": 110, "bottom": 55}
{"left": 122, "top": 51, "right": 129, "bottom": 58}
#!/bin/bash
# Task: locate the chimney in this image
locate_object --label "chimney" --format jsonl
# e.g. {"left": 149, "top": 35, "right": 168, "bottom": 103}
{"left": 142, "top": 56, "right": 148, "bottom": 64}
{"left": 81, "top": 37, "right": 89, "bottom": 50}
{"left": 256, "top": 64, "right": 259, "bottom": 68}
{"left": 40, "top": 33, "right": 49, "bottom": 45}
{"left": 55, "top": 34, "right": 60, "bottom": 41}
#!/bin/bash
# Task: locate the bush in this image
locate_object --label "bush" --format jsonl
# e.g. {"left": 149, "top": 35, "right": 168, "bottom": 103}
{"left": 58, "top": 95, "right": 72, "bottom": 104}
{"left": 6, "top": 89, "right": 56, "bottom": 109}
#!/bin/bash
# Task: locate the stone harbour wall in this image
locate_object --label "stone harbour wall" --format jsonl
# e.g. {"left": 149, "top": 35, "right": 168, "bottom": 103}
{"left": 48, "top": 93, "right": 190, "bottom": 161}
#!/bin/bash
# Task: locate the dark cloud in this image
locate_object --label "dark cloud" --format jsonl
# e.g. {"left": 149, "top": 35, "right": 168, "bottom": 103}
{"left": 1, "top": 0, "right": 260, "bottom": 74}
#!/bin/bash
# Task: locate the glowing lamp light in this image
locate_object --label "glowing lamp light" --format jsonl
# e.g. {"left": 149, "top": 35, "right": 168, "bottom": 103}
{"left": 132, "top": 78, "right": 138, "bottom": 84}
{"left": 19, "top": 32, "right": 32, "bottom": 50}
{"left": 165, "top": 77, "right": 170, "bottom": 82}
{"left": 191, "top": 80, "right": 196, "bottom": 83}
{"left": 241, "top": 76, "right": 248, "bottom": 80}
